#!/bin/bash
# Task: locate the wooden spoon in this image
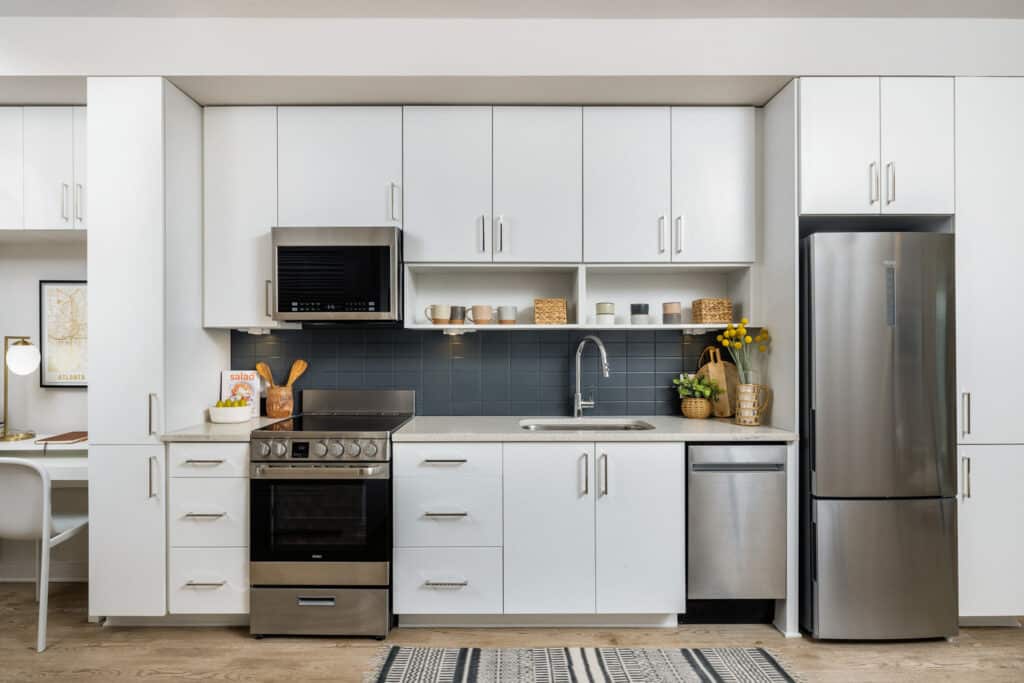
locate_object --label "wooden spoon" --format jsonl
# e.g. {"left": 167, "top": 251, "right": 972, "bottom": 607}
{"left": 255, "top": 361, "right": 276, "bottom": 388}
{"left": 285, "top": 359, "right": 309, "bottom": 387}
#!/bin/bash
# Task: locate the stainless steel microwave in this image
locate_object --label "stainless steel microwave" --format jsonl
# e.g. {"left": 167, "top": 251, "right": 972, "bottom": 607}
{"left": 271, "top": 227, "right": 402, "bottom": 322}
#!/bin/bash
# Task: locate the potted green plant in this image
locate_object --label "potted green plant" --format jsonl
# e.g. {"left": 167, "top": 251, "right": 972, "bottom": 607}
{"left": 673, "top": 374, "right": 721, "bottom": 419}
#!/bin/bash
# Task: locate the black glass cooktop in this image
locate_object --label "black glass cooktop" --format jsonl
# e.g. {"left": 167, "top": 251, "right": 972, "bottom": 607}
{"left": 257, "top": 413, "right": 412, "bottom": 435}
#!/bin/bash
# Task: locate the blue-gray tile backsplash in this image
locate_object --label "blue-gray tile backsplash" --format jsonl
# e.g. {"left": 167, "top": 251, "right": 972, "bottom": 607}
{"left": 231, "top": 328, "right": 718, "bottom": 417}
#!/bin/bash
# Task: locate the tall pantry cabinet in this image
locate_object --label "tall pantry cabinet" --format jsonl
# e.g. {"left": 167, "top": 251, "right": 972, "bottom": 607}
{"left": 88, "top": 78, "right": 228, "bottom": 619}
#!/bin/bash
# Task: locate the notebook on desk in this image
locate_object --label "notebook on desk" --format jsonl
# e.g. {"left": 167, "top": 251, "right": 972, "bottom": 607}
{"left": 35, "top": 431, "right": 88, "bottom": 445}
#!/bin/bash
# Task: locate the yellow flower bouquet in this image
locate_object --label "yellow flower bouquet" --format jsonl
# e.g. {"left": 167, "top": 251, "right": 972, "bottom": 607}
{"left": 716, "top": 318, "right": 771, "bottom": 384}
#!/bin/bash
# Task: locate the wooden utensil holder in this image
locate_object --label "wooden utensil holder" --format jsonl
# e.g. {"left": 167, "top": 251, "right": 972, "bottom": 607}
{"left": 266, "top": 385, "right": 294, "bottom": 418}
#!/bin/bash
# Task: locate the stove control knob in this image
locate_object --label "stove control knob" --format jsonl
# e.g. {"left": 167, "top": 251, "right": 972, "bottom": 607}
{"left": 271, "top": 441, "right": 287, "bottom": 458}
{"left": 255, "top": 441, "right": 271, "bottom": 457}
{"left": 312, "top": 440, "right": 328, "bottom": 458}
{"left": 328, "top": 440, "right": 344, "bottom": 457}
{"left": 347, "top": 441, "right": 362, "bottom": 458}
{"left": 363, "top": 442, "right": 379, "bottom": 459}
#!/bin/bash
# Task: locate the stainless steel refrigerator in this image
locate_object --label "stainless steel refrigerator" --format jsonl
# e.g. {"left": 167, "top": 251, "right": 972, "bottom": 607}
{"left": 799, "top": 231, "right": 958, "bottom": 640}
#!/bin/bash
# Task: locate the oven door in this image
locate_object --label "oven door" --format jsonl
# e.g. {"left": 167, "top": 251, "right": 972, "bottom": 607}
{"left": 250, "top": 463, "right": 391, "bottom": 580}
{"left": 272, "top": 226, "right": 401, "bottom": 322}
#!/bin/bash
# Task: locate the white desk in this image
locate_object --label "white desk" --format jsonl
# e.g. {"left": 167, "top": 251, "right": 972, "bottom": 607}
{"left": 0, "top": 442, "right": 88, "bottom": 483}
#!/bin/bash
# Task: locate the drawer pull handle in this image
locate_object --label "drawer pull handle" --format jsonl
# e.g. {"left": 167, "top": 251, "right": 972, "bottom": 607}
{"left": 184, "top": 459, "right": 226, "bottom": 466}
{"left": 423, "top": 512, "right": 468, "bottom": 518}
{"left": 185, "top": 580, "right": 226, "bottom": 588}
{"left": 184, "top": 512, "right": 227, "bottom": 519}
{"left": 422, "top": 458, "right": 468, "bottom": 465}
{"left": 297, "top": 596, "right": 336, "bottom": 607}
{"left": 424, "top": 580, "right": 469, "bottom": 588}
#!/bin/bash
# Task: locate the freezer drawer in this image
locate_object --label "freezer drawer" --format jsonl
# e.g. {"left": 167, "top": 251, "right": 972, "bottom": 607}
{"left": 688, "top": 445, "right": 787, "bottom": 599}
{"left": 812, "top": 498, "right": 957, "bottom": 640}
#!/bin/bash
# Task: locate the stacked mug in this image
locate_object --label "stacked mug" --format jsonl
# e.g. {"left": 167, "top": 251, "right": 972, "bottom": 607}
{"left": 424, "top": 304, "right": 518, "bottom": 325}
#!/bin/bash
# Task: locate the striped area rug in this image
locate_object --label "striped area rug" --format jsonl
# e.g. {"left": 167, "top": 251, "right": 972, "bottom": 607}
{"left": 366, "top": 646, "right": 797, "bottom": 682}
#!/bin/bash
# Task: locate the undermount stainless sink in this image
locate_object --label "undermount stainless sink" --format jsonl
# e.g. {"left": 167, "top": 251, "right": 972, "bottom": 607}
{"left": 519, "top": 418, "right": 656, "bottom": 432}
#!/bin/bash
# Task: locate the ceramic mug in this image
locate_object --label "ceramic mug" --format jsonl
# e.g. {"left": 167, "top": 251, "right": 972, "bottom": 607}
{"left": 424, "top": 304, "right": 451, "bottom": 325}
{"left": 630, "top": 303, "right": 649, "bottom": 325}
{"left": 596, "top": 302, "right": 615, "bottom": 315}
{"left": 498, "top": 305, "right": 518, "bottom": 324}
{"left": 468, "top": 305, "right": 495, "bottom": 325}
{"left": 449, "top": 305, "right": 468, "bottom": 324}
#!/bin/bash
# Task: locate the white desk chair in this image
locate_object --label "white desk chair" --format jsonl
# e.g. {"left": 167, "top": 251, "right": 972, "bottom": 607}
{"left": 0, "top": 458, "right": 88, "bottom": 652}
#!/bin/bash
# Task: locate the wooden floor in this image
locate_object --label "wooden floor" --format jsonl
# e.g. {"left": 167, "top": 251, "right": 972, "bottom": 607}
{"left": 2, "top": 584, "right": 1023, "bottom": 682}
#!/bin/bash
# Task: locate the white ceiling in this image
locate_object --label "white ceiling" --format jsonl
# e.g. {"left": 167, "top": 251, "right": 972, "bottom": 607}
{"left": 2, "top": 0, "right": 1023, "bottom": 18}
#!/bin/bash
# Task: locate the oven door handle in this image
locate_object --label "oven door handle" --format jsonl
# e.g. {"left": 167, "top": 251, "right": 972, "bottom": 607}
{"left": 250, "top": 463, "right": 389, "bottom": 479}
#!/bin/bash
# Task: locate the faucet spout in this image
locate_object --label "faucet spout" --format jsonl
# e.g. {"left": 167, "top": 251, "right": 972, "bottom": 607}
{"left": 573, "top": 335, "right": 611, "bottom": 418}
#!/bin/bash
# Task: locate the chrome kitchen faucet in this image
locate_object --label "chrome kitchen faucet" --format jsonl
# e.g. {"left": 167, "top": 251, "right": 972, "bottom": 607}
{"left": 573, "top": 335, "right": 611, "bottom": 418}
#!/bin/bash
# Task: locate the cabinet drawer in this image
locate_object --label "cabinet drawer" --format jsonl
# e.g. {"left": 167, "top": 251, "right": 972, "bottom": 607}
{"left": 169, "top": 478, "right": 248, "bottom": 547}
{"left": 395, "top": 477, "right": 501, "bottom": 547}
{"left": 394, "top": 547, "right": 502, "bottom": 614}
{"left": 169, "top": 547, "right": 249, "bottom": 614}
{"left": 169, "top": 443, "right": 249, "bottom": 477}
{"left": 393, "top": 443, "right": 501, "bottom": 480}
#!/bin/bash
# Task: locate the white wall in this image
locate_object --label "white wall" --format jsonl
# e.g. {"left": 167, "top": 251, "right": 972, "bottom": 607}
{"left": 0, "top": 18, "right": 1023, "bottom": 77}
{"left": 0, "top": 238, "right": 87, "bottom": 435}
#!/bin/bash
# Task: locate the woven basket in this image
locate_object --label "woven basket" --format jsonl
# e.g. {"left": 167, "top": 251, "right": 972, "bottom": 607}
{"left": 691, "top": 298, "right": 734, "bottom": 324}
{"left": 534, "top": 298, "right": 568, "bottom": 325}
{"left": 681, "top": 397, "right": 713, "bottom": 419}
{"left": 735, "top": 383, "right": 770, "bottom": 426}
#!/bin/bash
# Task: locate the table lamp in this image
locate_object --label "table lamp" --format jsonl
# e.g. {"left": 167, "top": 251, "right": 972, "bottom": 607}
{"left": 3, "top": 336, "right": 41, "bottom": 441}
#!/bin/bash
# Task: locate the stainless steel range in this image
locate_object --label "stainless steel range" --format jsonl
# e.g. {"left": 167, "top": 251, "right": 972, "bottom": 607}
{"left": 248, "top": 390, "right": 413, "bottom": 638}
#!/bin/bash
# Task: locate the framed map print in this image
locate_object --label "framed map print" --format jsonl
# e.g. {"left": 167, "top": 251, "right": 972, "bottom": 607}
{"left": 39, "top": 280, "right": 87, "bottom": 388}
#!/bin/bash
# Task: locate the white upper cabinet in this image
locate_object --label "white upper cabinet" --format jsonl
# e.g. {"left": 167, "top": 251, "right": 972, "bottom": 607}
{"left": 493, "top": 107, "right": 583, "bottom": 262}
{"left": 277, "top": 106, "right": 402, "bottom": 227}
{"left": 0, "top": 108, "right": 22, "bottom": 229}
{"left": 956, "top": 77, "right": 1024, "bottom": 445}
{"left": 203, "top": 106, "right": 281, "bottom": 329}
{"left": 800, "top": 77, "right": 954, "bottom": 215}
{"left": 72, "top": 106, "right": 87, "bottom": 228}
{"left": 23, "top": 107, "right": 74, "bottom": 229}
{"left": 799, "top": 78, "right": 881, "bottom": 215}
{"left": 595, "top": 443, "right": 685, "bottom": 614}
{"left": 879, "top": 78, "right": 955, "bottom": 214}
{"left": 670, "top": 107, "right": 756, "bottom": 262}
{"left": 583, "top": 107, "right": 672, "bottom": 263}
{"left": 403, "top": 106, "right": 492, "bottom": 262}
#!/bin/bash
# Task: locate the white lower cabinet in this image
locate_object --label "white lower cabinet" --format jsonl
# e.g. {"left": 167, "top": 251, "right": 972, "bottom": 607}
{"left": 958, "top": 445, "right": 1024, "bottom": 618}
{"left": 168, "top": 478, "right": 249, "bottom": 547}
{"left": 394, "top": 548, "right": 503, "bottom": 614}
{"left": 169, "top": 548, "right": 249, "bottom": 615}
{"left": 395, "top": 477, "right": 501, "bottom": 547}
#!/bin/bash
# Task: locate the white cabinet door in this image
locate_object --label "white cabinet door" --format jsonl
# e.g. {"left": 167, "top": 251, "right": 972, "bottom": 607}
{"left": 880, "top": 78, "right": 954, "bottom": 215}
{"left": 595, "top": 443, "right": 685, "bottom": 614}
{"left": 403, "top": 106, "right": 492, "bottom": 262}
{"left": 277, "top": 106, "right": 402, "bottom": 227}
{"left": 503, "top": 443, "right": 595, "bottom": 613}
{"left": 23, "top": 107, "right": 74, "bottom": 229}
{"left": 956, "top": 78, "right": 1024, "bottom": 444}
{"left": 799, "top": 78, "right": 881, "bottom": 215}
{"left": 88, "top": 445, "right": 167, "bottom": 617}
{"left": 72, "top": 106, "right": 87, "bottom": 229}
{"left": 493, "top": 107, "right": 582, "bottom": 262}
{"left": 583, "top": 107, "right": 671, "bottom": 263}
{"left": 203, "top": 107, "right": 280, "bottom": 328}
{"left": 670, "top": 107, "right": 756, "bottom": 262}
{"left": 958, "top": 446, "right": 1024, "bottom": 617}
{"left": 0, "top": 107, "right": 22, "bottom": 228}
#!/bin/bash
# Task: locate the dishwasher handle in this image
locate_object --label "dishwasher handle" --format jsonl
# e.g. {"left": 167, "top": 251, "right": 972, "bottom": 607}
{"left": 691, "top": 462, "right": 784, "bottom": 473}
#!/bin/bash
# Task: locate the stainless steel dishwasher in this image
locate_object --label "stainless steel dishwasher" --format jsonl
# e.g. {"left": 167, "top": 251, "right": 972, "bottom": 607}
{"left": 688, "top": 444, "right": 787, "bottom": 599}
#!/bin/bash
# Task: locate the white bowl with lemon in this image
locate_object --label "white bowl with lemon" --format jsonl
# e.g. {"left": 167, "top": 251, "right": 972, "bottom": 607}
{"left": 209, "top": 398, "right": 253, "bottom": 424}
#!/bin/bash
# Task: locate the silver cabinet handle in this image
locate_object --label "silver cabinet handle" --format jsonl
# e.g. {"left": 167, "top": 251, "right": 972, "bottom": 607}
{"left": 147, "top": 455, "right": 156, "bottom": 498}
{"left": 869, "top": 162, "right": 880, "bottom": 204}
{"left": 423, "top": 511, "right": 468, "bottom": 518}
{"left": 674, "top": 216, "right": 683, "bottom": 254}
{"left": 424, "top": 580, "right": 469, "bottom": 588}
{"left": 600, "top": 452, "right": 609, "bottom": 496}
{"left": 297, "top": 596, "right": 335, "bottom": 606}
{"left": 389, "top": 182, "right": 400, "bottom": 221}
{"left": 75, "top": 183, "right": 83, "bottom": 221}
{"left": 186, "top": 580, "right": 226, "bottom": 588}
{"left": 184, "top": 459, "right": 226, "bottom": 466}
{"left": 496, "top": 215, "right": 504, "bottom": 252}
{"left": 184, "top": 512, "right": 227, "bottom": 519}
{"left": 886, "top": 162, "right": 896, "bottom": 204}
{"left": 581, "top": 452, "right": 589, "bottom": 496}
{"left": 147, "top": 392, "right": 157, "bottom": 436}
{"left": 479, "top": 214, "right": 487, "bottom": 252}
{"left": 961, "top": 457, "right": 971, "bottom": 500}
{"left": 962, "top": 392, "right": 971, "bottom": 437}
{"left": 423, "top": 458, "right": 468, "bottom": 465}
{"left": 657, "top": 215, "right": 666, "bottom": 253}
{"left": 61, "top": 183, "right": 69, "bottom": 220}
{"left": 966, "top": 456, "right": 972, "bottom": 498}
{"left": 265, "top": 280, "right": 273, "bottom": 318}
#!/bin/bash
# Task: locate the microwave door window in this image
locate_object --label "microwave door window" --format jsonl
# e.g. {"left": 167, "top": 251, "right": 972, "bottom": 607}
{"left": 277, "top": 246, "right": 391, "bottom": 315}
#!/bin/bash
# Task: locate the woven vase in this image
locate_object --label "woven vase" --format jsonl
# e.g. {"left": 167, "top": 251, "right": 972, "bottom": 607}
{"left": 735, "top": 384, "right": 770, "bottom": 426}
{"left": 681, "top": 397, "right": 713, "bottom": 420}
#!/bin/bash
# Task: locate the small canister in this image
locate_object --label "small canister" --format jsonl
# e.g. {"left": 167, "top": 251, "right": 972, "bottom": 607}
{"left": 630, "top": 303, "right": 649, "bottom": 325}
{"left": 663, "top": 301, "right": 683, "bottom": 324}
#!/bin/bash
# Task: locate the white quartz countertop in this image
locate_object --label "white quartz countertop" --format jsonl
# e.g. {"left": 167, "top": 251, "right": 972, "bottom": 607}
{"left": 392, "top": 416, "right": 797, "bottom": 443}
{"left": 160, "top": 417, "right": 284, "bottom": 443}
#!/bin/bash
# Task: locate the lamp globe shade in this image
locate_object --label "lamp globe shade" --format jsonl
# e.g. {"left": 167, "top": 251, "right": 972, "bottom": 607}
{"left": 6, "top": 342, "right": 41, "bottom": 376}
